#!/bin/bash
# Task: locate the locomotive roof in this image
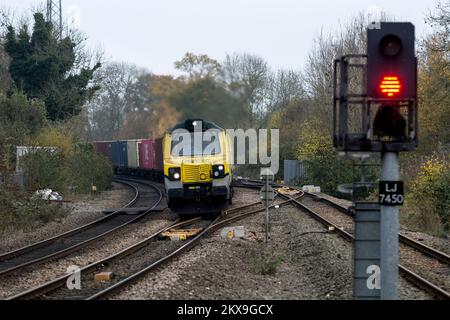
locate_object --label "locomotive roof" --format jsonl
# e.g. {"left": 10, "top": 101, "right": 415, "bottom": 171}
{"left": 168, "top": 119, "right": 224, "bottom": 133}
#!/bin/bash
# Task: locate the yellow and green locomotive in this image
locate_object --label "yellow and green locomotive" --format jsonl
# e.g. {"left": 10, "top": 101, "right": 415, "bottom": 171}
{"left": 163, "top": 120, "right": 233, "bottom": 207}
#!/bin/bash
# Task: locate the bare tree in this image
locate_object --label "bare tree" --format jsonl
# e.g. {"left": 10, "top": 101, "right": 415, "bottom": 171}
{"left": 301, "top": 12, "right": 392, "bottom": 133}
{"left": 222, "top": 53, "right": 271, "bottom": 126}
{"left": 87, "top": 62, "right": 149, "bottom": 140}
{"left": 425, "top": 1, "right": 450, "bottom": 60}
{"left": 266, "top": 69, "right": 305, "bottom": 113}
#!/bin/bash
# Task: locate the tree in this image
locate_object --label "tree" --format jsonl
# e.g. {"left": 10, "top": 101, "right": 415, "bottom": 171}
{"left": 268, "top": 98, "right": 307, "bottom": 160}
{"left": 292, "top": 13, "right": 387, "bottom": 193}
{"left": 417, "top": 1, "right": 450, "bottom": 153}
{"left": 126, "top": 73, "right": 153, "bottom": 112}
{"left": 175, "top": 52, "right": 221, "bottom": 80}
{"left": 171, "top": 77, "right": 247, "bottom": 129}
{"left": 86, "top": 62, "right": 145, "bottom": 140}
{"left": 222, "top": 53, "right": 271, "bottom": 126}
{"left": 425, "top": 0, "right": 450, "bottom": 57}
{"left": 418, "top": 35, "right": 450, "bottom": 152}
{"left": 407, "top": 156, "right": 450, "bottom": 233}
{"left": 266, "top": 69, "right": 305, "bottom": 112}
{"left": 88, "top": 62, "right": 153, "bottom": 140}
{"left": 0, "top": 44, "right": 11, "bottom": 94}
{"left": 4, "top": 13, "right": 100, "bottom": 121}
{"left": 0, "top": 92, "right": 47, "bottom": 171}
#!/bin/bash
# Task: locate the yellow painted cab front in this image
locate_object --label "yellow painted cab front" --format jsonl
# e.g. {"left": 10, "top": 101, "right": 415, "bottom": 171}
{"left": 163, "top": 120, "right": 233, "bottom": 206}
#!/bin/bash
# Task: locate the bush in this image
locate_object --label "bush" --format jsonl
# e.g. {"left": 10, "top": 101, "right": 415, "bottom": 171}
{"left": 66, "top": 143, "right": 113, "bottom": 193}
{"left": 29, "top": 126, "right": 76, "bottom": 156}
{"left": 0, "top": 92, "right": 47, "bottom": 171}
{"left": 21, "top": 130, "right": 113, "bottom": 195}
{"left": 405, "top": 156, "right": 450, "bottom": 235}
{"left": 0, "top": 183, "right": 68, "bottom": 234}
{"left": 258, "top": 254, "right": 283, "bottom": 276}
{"left": 296, "top": 118, "right": 377, "bottom": 197}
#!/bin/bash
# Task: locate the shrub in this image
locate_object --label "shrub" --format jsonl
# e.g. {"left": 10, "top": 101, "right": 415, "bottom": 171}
{"left": 405, "top": 156, "right": 450, "bottom": 234}
{"left": 29, "top": 126, "right": 75, "bottom": 156}
{"left": 20, "top": 149, "right": 65, "bottom": 191}
{"left": 21, "top": 129, "right": 113, "bottom": 195}
{"left": 258, "top": 254, "right": 283, "bottom": 276}
{"left": 0, "top": 183, "right": 68, "bottom": 234}
{"left": 66, "top": 143, "right": 113, "bottom": 193}
{"left": 296, "top": 118, "right": 377, "bottom": 197}
{"left": 0, "top": 92, "right": 47, "bottom": 171}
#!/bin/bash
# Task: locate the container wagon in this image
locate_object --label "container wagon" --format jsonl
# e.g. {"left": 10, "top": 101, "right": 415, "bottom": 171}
{"left": 94, "top": 141, "right": 112, "bottom": 160}
{"left": 110, "top": 141, "right": 128, "bottom": 173}
{"left": 96, "top": 139, "right": 163, "bottom": 181}
{"left": 127, "top": 139, "right": 141, "bottom": 169}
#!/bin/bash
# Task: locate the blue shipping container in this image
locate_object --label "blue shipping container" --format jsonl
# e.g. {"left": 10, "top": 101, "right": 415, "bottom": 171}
{"left": 110, "top": 142, "right": 119, "bottom": 167}
{"left": 110, "top": 141, "right": 128, "bottom": 168}
{"left": 118, "top": 141, "right": 128, "bottom": 167}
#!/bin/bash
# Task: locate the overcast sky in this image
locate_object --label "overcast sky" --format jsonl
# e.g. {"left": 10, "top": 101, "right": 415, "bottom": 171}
{"left": 1, "top": 0, "right": 439, "bottom": 75}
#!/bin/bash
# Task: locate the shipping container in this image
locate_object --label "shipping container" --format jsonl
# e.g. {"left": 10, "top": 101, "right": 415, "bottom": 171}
{"left": 138, "top": 139, "right": 155, "bottom": 170}
{"left": 126, "top": 140, "right": 141, "bottom": 168}
{"left": 94, "top": 141, "right": 112, "bottom": 160}
{"left": 110, "top": 141, "right": 128, "bottom": 168}
{"left": 109, "top": 142, "right": 119, "bottom": 167}
{"left": 154, "top": 138, "right": 164, "bottom": 172}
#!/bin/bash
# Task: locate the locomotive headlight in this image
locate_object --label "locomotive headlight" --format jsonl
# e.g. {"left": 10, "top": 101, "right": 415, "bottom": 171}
{"left": 169, "top": 168, "right": 181, "bottom": 181}
{"left": 212, "top": 165, "right": 225, "bottom": 179}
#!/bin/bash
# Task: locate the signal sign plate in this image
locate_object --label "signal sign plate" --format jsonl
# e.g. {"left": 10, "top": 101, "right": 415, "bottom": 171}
{"left": 379, "top": 181, "right": 404, "bottom": 206}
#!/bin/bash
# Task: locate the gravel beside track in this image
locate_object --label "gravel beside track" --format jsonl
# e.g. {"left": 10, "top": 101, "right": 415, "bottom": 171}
{"left": 315, "top": 193, "right": 450, "bottom": 255}
{"left": 0, "top": 210, "right": 177, "bottom": 299}
{"left": 2, "top": 184, "right": 442, "bottom": 300}
{"left": 299, "top": 196, "right": 449, "bottom": 296}
{"left": 110, "top": 189, "right": 430, "bottom": 300}
{"left": 0, "top": 183, "right": 133, "bottom": 253}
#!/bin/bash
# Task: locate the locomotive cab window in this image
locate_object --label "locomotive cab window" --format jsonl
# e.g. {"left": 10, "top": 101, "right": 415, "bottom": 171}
{"left": 171, "top": 132, "right": 221, "bottom": 156}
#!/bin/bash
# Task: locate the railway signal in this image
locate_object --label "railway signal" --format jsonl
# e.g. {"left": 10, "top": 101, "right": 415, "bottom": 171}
{"left": 333, "top": 22, "right": 418, "bottom": 152}
{"left": 367, "top": 22, "right": 417, "bottom": 100}
{"left": 368, "top": 22, "right": 416, "bottom": 141}
{"left": 333, "top": 21, "right": 418, "bottom": 300}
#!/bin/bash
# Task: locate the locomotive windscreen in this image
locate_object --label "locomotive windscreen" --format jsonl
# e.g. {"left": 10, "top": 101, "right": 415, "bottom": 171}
{"left": 171, "top": 132, "right": 221, "bottom": 156}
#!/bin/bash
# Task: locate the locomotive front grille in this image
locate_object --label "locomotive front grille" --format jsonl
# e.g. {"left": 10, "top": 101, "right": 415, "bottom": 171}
{"left": 182, "top": 163, "right": 212, "bottom": 183}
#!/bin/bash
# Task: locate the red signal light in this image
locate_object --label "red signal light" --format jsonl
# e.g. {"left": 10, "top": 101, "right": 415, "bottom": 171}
{"left": 379, "top": 76, "right": 401, "bottom": 97}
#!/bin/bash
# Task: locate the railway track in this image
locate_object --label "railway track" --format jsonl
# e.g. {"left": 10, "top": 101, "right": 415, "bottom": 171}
{"left": 305, "top": 193, "right": 450, "bottom": 265}
{"left": 0, "top": 179, "right": 163, "bottom": 276}
{"left": 234, "top": 178, "right": 449, "bottom": 299}
{"left": 279, "top": 193, "right": 450, "bottom": 300}
{"left": 9, "top": 187, "right": 301, "bottom": 300}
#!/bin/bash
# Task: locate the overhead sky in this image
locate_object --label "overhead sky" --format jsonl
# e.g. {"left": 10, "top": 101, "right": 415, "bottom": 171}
{"left": 1, "top": 0, "right": 439, "bottom": 75}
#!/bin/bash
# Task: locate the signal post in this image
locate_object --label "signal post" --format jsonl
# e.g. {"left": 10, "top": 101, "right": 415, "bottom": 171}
{"left": 333, "top": 22, "right": 418, "bottom": 299}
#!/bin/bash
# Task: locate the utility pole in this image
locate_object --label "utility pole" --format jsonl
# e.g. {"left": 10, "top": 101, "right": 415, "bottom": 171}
{"left": 46, "top": 0, "right": 63, "bottom": 40}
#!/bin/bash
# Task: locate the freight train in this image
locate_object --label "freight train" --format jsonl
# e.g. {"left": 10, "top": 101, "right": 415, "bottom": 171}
{"left": 94, "top": 119, "right": 233, "bottom": 208}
